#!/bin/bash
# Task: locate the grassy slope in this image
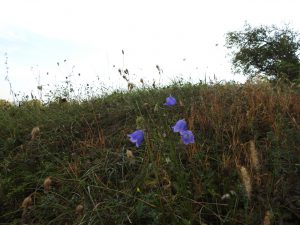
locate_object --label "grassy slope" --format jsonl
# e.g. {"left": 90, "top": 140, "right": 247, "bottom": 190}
{"left": 0, "top": 82, "right": 299, "bottom": 225}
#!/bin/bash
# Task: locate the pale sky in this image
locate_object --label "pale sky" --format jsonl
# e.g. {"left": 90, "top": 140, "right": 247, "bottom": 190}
{"left": 1, "top": 0, "right": 300, "bottom": 101}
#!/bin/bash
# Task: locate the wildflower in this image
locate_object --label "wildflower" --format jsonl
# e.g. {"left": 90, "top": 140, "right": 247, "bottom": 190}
{"left": 164, "top": 95, "right": 176, "bottom": 106}
{"left": 128, "top": 130, "right": 144, "bottom": 147}
{"left": 180, "top": 130, "right": 195, "bottom": 145}
{"left": 172, "top": 119, "right": 187, "bottom": 133}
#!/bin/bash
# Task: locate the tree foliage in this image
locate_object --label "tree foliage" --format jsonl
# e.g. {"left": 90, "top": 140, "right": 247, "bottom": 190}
{"left": 225, "top": 23, "right": 300, "bottom": 81}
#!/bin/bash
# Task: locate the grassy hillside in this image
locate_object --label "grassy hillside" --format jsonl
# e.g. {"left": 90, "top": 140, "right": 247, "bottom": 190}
{"left": 0, "top": 81, "right": 299, "bottom": 225}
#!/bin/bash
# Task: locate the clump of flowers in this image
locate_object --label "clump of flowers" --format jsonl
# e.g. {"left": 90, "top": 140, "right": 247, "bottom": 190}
{"left": 172, "top": 119, "right": 195, "bottom": 145}
{"left": 127, "top": 95, "right": 195, "bottom": 147}
{"left": 128, "top": 130, "right": 144, "bottom": 147}
{"left": 164, "top": 95, "right": 177, "bottom": 106}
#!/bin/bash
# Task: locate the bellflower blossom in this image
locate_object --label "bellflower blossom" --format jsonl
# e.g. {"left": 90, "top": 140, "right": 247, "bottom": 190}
{"left": 164, "top": 95, "right": 177, "bottom": 106}
{"left": 128, "top": 130, "right": 144, "bottom": 147}
{"left": 180, "top": 130, "right": 195, "bottom": 145}
{"left": 172, "top": 119, "right": 187, "bottom": 133}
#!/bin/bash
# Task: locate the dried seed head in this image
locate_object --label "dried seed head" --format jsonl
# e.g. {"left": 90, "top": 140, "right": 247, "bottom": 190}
{"left": 179, "top": 100, "right": 184, "bottom": 107}
{"left": 21, "top": 195, "right": 32, "bottom": 209}
{"left": 154, "top": 104, "right": 159, "bottom": 112}
{"left": 126, "top": 150, "right": 134, "bottom": 159}
{"left": 249, "top": 140, "right": 260, "bottom": 172}
{"left": 161, "top": 169, "right": 171, "bottom": 190}
{"left": 140, "top": 78, "right": 144, "bottom": 84}
{"left": 135, "top": 116, "right": 145, "bottom": 130}
{"left": 43, "top": 176, "right": 52, "bottom": 192}
{"left": 221, "top": 193, "right": 231, "bottom": 200}
{"left": 31, "top": 126, "right": 40, "bottom": 140}
{"left": 263, "top": 210, "right": 273, "bottom": 225}
{"left": 128, "top": 82, "right": 134, "bottom": 91}
{"left": 75, "top": 204, "right": 84, "bottom": 215}
{"left": 239, "top": 166, "right": 252, "bottom": 199}
{"left": 126, "top": 150, "right": 135, "bottom": 165}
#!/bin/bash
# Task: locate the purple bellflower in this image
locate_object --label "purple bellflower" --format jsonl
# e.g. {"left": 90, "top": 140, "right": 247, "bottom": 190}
{"left": 172, "top": 119, "right": 187, "bottom": 133}
{"left": 128, "top": 130, "right": 144, "bottom": 147}
{"left": 180, "top": 130, "right": 195, "bottom": 145}
{"left": 164, "top": 95, "right": 177, "bottom": 106}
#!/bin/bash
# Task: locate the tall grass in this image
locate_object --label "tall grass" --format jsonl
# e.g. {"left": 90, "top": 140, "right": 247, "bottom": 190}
{"left": 0, "top": 81, "right": 299, "bottom": 224}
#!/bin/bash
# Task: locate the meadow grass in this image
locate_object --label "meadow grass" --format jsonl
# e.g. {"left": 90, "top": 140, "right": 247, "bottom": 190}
{"left": 0, "top": 81, "right": 299, "bottom": 225}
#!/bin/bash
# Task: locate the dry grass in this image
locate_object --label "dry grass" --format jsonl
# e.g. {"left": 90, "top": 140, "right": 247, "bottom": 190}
{"left": 1, "top": 81, "right": 299, "bottom": 224}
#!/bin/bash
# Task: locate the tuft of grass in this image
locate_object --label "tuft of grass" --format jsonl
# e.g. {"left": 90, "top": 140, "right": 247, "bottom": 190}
{"left": 0, "top": 81, "right": 299, "bottom": 224}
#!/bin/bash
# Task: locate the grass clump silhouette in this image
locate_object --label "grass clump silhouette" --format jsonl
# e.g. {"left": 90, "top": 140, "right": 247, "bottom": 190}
{"left": 0, "top": 80, "right": 300, "bottom": 225}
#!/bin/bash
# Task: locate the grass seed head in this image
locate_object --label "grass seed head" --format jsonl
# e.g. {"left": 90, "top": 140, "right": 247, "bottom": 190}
{"left": 128, "top": 82, "right": 134, "bottom": 91}
{"left": 31, "top": 126, "right": 40, "bottom": 140}
{"left": 126, "top": 150, "right": 135, "bottom": 164}
{"left": 75, "top": 204, "right": 84, "bottom": 215}
{"left": 136, "top": 116, "right": 145, "bottom": 130}
{"left": 21, "top": 195, "right": 32, "bottom": 209}
{"left": 263, "top": 210, "right": 273, "bottom": 225}
{"left": 249, "top": 140, "right": 260, "bottom": 172}
{"left": 43, "top": 176, "right": 52, "bottom": 192}
{"left": 154, "top": 103, "right": 159, "bottom": 112}
{"left": 239, "top": 166, "right": 252, "bottom": 200}
{"left": 126, "top": 150, "right": 134, "bottom": 159}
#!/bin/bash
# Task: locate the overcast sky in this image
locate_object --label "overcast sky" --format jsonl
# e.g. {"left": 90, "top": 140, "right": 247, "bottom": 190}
{"left": 1, "top": 0, "right": 300, "bottom": 101}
